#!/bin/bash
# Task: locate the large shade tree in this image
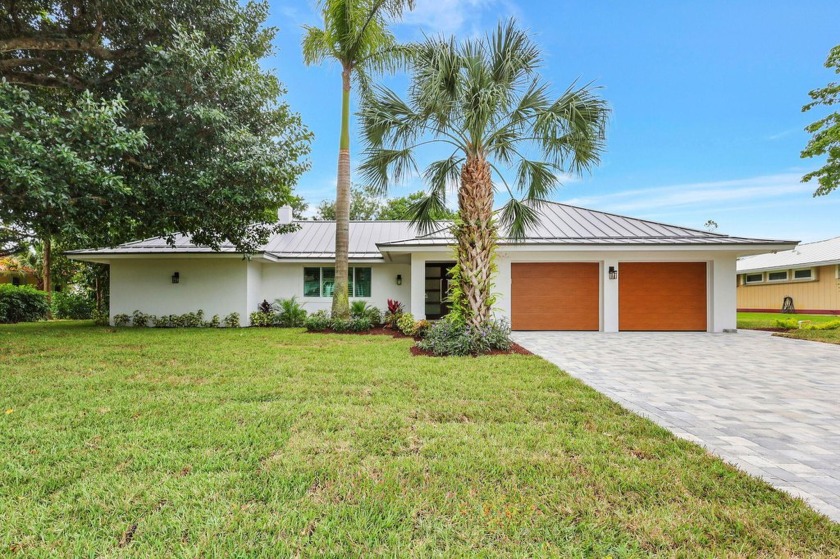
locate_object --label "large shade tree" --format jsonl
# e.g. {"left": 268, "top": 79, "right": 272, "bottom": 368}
{"left": 302, "top": 0, "right": 414, "bottom": 319}
{"left": 802, "top": 44, "right": 840, "bottom": 196}
{"left": 360, "top": 20, "right": 608, "bottom": 326}
{"left": 0, "top": 1, "right": 311, "bottom": 297}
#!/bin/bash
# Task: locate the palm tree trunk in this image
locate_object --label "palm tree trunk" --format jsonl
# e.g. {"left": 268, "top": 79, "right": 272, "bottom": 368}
{"left": 43, "top": 236, "right": 52, "bottom": 315}
{"left": 455, "top": 155, "right": 495, "bottom": 327}
{"left": 331, "top": 66, "right": 352, "bottom": 319}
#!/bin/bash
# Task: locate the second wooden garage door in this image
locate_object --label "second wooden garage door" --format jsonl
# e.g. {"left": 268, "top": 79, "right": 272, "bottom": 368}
{"left": 511, "top": 263, "right": 599, "bottom": 330}
{"left": 619, "top": 262, "right": 707, "bottom": 331}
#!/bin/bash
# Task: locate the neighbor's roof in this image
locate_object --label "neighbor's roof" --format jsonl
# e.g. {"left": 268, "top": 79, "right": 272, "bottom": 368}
{"left": 66, "top": 201, "right": 796, "bottom": 260}
{"left": 737, "top": 235, "right": 840, "bottom": 273}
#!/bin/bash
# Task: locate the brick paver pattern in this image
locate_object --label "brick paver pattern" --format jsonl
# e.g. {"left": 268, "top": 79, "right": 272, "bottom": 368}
{"left": 513, "top": 330, "right": 840, "bottom": 522}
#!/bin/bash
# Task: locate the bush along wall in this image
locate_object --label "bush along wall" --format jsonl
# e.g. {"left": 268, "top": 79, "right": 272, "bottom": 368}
{"left": 0, "top": 284, "right": 50, "bottom": 324}
{"left": 111, "top": 310, "right": 237, "bottom": 328}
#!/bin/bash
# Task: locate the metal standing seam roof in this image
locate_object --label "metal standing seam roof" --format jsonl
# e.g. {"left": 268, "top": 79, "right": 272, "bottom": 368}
{"left": 66, "top": 201, "right": 797, "bottom": 259}
{"left": 737, "top": 235, "right": 840, "bottom": 273}
{"left": 379, "top": 203, "right": 794, "bottom": 247}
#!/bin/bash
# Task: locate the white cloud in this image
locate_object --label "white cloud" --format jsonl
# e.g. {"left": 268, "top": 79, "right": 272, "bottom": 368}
{"left": 399, "top": 0, "right": 520, "bottom": 35}
{"left": 561, "top": 173, "right": 813, "bottom": 214}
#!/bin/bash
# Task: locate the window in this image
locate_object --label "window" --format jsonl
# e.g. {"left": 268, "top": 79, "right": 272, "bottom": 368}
{"left": 793, "top": 268, "right": 814, "bottom": 280}
{"left": 767, "top": 270, "right": 788, "bottom": 282}
{"left": 303, "top": 267, "right": 372, "bottom": 298}
{"left": 745, "top": 273, "right": 764, "bottom": 284}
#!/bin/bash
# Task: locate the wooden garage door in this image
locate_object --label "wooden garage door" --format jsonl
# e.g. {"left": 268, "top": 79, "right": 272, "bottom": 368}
{"left": 511, "top": 263, "right": 599, "bottom": 330}
{"left": 619, "top": 262, "right": 707, "bottom": 331}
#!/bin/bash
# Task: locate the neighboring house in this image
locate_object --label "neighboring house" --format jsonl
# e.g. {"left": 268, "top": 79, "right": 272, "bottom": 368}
{"left": 67, "top": 202, "right": 795, "bottom": 331}
{"left": 0, "top": 256, "right": 38, "bottom": 287}
{"left": 737, "top": 236, "right": 840, "bottom": 315}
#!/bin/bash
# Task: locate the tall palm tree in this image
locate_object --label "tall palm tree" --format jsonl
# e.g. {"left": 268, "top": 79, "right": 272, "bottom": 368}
{"left": 302, "top": 0, "right": 414, "bottom": 319}
{"left": 360, "top": 20, "right": 609, "bottom": 327}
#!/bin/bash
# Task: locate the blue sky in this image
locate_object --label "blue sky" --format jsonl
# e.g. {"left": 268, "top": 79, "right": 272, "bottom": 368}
{"left": 266, "top": 0, "right": 840, "bottom": 241}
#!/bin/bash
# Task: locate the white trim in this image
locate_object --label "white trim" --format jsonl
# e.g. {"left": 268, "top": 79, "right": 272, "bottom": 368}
{"left": 744, "top": 272, "right": 765, "bottom": 285}
{"left": 792, "top": 267, "right": 816, "bottom": 282}
{"left": 303, "top": 266, "right": 373, "bottom": 298}
{"left": 766, "top": 270, "right": 789, "bottom": 283}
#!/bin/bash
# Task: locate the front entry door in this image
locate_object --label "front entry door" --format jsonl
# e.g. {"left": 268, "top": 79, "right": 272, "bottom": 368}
{"left": 425, "top": 263, "right": 455, "bottom": 320}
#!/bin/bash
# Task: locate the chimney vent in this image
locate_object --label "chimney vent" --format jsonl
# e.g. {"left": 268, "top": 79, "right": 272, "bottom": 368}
{"left": 277, "top": 206, "right": 293, "bottom": 225}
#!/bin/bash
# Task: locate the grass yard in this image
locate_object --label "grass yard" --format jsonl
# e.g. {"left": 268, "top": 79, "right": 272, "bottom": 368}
{"left": 738, "top": 312, "right": 840, "bottom": 345}
{"left": 736, "top": 311, "right": 839, "bottom": 330}
{"left": 1, "top": 322, "right": 839, "bottom": 557}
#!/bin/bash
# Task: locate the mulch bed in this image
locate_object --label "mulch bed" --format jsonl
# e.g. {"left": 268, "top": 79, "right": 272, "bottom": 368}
{"left": 307, "top": 327, "right": 532, "bottom": 357}
{"left": 410, "top": 342, "right": 532, "bottom": 358}
{"left": 306, "top": 327, "right": 414, "bottom": 339}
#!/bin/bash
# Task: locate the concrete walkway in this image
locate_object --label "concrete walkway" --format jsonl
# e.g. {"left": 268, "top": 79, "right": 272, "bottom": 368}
{"left": 513, "top": 330, "right": 840, "bottom": 522}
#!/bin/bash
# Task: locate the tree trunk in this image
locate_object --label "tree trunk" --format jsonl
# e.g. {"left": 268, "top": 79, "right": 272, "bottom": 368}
{"left": 331, "top": 67, "right": 352, "bottom": 319}
{"left": 43, "top": 237, "right": 52, "bottom": 312}
{"left": 455, "top": 155, "right": 496, "bottom": 327}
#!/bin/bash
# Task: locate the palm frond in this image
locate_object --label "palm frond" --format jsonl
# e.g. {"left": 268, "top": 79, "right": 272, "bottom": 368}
{"left": 302, "top": 25, "right": 334, "bottom": 65}
{"left": 358, "top": 146, "right": 419, "bottom": 196}
{"left": 515, "top": 159, "right": 560, "bottom": 200}
{"left": 499, "top": 198, "right": 540, "bottom": 241}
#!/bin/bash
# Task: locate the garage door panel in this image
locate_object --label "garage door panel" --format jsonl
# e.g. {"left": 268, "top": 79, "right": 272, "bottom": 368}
{"left": 619, "top": 262, "right": 707, "bottom": 331}
{"left": 511, "top": 263, "right": 599, "bottom": 330}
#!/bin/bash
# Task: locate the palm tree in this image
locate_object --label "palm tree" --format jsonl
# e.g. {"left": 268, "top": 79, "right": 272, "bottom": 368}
{"left": 359, "top": 20, "right": 609, "bottom": 327}
{"left": 302, "top": 0, "right": 414, "bottom": 319}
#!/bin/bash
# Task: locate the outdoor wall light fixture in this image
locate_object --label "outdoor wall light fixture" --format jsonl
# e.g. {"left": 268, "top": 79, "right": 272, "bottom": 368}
{"left": 608, "top": 266, "right": 618, "bottom": 280}
{"left": 396, "top": 274, "right": 402, "bottom": 286}
{"left": 171, "top": 272, "right": 180, "bottom": 284}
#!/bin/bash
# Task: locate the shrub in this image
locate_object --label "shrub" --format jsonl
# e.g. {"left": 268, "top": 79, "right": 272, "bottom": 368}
{"left": 0, "top": 285, "right": 49, "bottom": 323}
{"left": 775, "top": 318, "right": 799, "bottom": 330}
{"left": 223, "top": 312, "right": 240, "bottom": 328}
{"left": 383, "top": 298, "right": 404, "bottom": 328}
{"left": 153, "top": 315, "right": 171, "bottom": 328}
{"left": 275, "top": 296, "right": 307, "bottom": 327}
{"left": 414, "top": 319, "right": 431, "bottom": 338}
{"left": 330, "top": 317, "right": 353, "bottom": 332}
{"left": 113, "top": 313, "right": 131, "bottom": 327}
{"left": 131, "top": 310, "right": 153, "bottom": 327}
{"left": 804, "top": 319, "right": 840, "bottom": 330}
{"left": 397, "top": 312, "right": 417, "bottom": 336}
{"left": 351, "top": 301, "right": 382, "bottom": 325}
{"left": 417, "top": 317, "right": 512, "bottom": 356}
{"left": 51, "top": 291, "right": 94, "bottom": 319}
{"left": 250, "top": 311, "right": 274, "bottom": 327}
{"left": 180, "top": 310, "right": 204, "bottom": 328}
{"left": 349, "top": 316, "right": 372, "bottom": 332}
{"left": 208, "top": 314, "right": 221, "bottom": 328}
{"left": 304, "top": 310, "right": 331, "bottom": 331}
{"left": 92, "top": 307, "right": 110, "bottom": 326}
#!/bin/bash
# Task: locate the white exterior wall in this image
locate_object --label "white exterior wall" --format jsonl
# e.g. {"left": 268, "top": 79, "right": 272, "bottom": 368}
{"left": 494, "top": 249, "right": 739, "bottom": 332}
{"left": 245, "top": 261, "right": 263, "bottom": 325}
{"left": 107, "top": 249, "right": 739, "bottom": 331}
{"left": 109, "top": 258, "right": 249, "bottom": 324}
{"left": 259, "top": 262, "right": 412, "bottom": 315}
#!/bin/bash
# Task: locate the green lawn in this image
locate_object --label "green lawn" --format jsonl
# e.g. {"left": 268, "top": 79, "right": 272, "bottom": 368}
{"left": 737, "top": 311, "right": 839, "bottom": 329}
{"left": 2, "top": 322, "right": 838, "bottom": 557}
{"left": 738, "top": 312, "right": 840, "bottom": 345}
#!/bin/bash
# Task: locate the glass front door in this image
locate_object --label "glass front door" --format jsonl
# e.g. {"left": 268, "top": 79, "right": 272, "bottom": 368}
{"left": 425, "top": 262, "right": 455, "bottom": 320}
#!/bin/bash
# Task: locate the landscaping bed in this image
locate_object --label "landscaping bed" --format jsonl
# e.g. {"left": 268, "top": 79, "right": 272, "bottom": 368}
{"left": 410, "top": 341, "right": 532, "bottom": 357}
{"left": 2, "top": 321, "right": 838, "bottom": 556}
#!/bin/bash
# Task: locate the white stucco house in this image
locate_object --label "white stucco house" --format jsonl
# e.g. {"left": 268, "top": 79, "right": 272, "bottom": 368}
{"left": 67, "top": 202, "right": 795, "bottom": 331}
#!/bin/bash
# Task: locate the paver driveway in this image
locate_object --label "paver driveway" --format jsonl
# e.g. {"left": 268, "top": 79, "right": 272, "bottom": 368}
{"left": 513, "top": 330, "right": 840, "bottom": 522}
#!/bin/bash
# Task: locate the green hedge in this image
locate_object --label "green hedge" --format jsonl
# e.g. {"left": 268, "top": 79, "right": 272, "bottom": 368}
{"left": 0, "top": 284, "right": 50, "bottom": 323}
{"left": 51, "top": 291, "right": 95, "bottom": 319}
